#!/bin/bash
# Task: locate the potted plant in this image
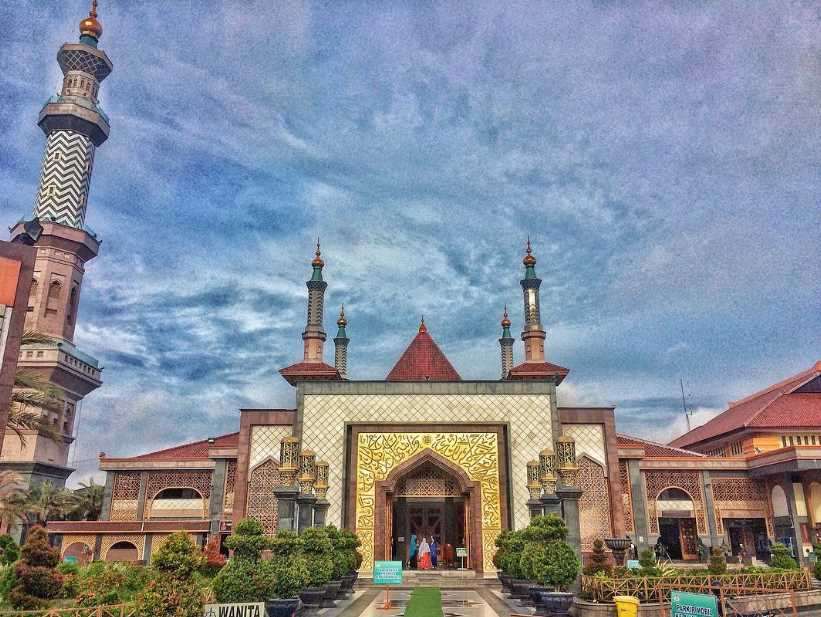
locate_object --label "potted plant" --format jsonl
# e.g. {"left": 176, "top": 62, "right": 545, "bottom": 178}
{"left": 493, "top": 530, "right": 513, "bottom": 591}
{"left": 266, "top": 531, "right": 310, "bottom": 617}
{"left": 499, "top": 530, "right": 527, "bottom": 598}
{"left": 300, "top": 527, "right": 335, "bottom": 608}
{"left": 336, "top": 528, "right": 362, "bottom": 593}
{"left": 526, "top": 541, "right": 580, "bottom": 617}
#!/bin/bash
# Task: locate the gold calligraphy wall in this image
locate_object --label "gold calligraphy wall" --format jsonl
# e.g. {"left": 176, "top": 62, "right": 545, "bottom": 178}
{"left": 355, "top": 431, "right": 501, "bottom": 572}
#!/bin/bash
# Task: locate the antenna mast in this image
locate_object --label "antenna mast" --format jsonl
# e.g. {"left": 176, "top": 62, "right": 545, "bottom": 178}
{"left": 681, "top": 378, "right": 691, "bottom": 432}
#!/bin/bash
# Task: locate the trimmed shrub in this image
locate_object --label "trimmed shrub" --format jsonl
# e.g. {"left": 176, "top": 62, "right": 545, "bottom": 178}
{"left": 213, "top": 558, "right": 277, "bottom": 603}
{"left": 269, "top": 531, "right": 310, "bottom": 599}
{"left": 9, "top": 527, "right": 62, "bottom": 610}
{"left": 520, "top": 541, "right": 580, "bottom": 591}
{"left": 57, "top": 562, "right": 80, "bottom": 599}
{"left": 584, "top": 539, "right": 611, "bottom": 576}
{"left": 339, "top": 528, "right": 363, "bottom": 572}
{"left": 708, "top": 547, "right": 727, "bottom": 575}
{"left": 498, "top": 530, "right": 526, "bottom": 578}
{"left": 301, "top": 527, "right": 334, "bottom": 587}
{"left": 224, "top": 518, "right": 272, "bottom": 561}
{"left": 0, "top": 565, "right": 17, "bottom": 604}
{"left": 638, "top": 548, "right": 661, "bottom": 577}
{"left": 134, "top": 532, "right": 204, "bottom": 617}
{"left": 521, "top": 515, "right": 568, "bottom": 544}
{"left": 769, "top": 543, "right": 798, "bottom": 570}
{"left": 0, "top": 536, "right": 20, "bottom": 566}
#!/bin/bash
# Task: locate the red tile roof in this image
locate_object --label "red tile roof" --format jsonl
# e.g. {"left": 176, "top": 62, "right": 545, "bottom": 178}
{"left": 669, "top": 361, "right": 821, "bottom": 449}
{"left": 507, "top": 361, "right": 569, "bottom": 384}
{"left": 617, "top": 434, "right": 703, "bottom": 458}
{"left": 115, "top": 432, "right": 240, "bottom": 462}
{"left": 386, "top": 323, "right": 461, "bottom": 382}
{"left": 279, "top": 361, "right": 340, "bottom": 385}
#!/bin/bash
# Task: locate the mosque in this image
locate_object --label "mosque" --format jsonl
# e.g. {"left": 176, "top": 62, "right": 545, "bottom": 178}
{"left": 7, "top": 4, "right": 821, "bottom": 573}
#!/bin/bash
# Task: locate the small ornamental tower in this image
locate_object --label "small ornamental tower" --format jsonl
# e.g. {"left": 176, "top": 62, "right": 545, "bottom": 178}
{"left": 334, "top": 305, "right": 349, "bottom": 379}
{"left": 499, "top": 306, "right": 514, "bottom": 378}
{"left": 520, "top": 238, "right": 546, "bottom": 362}
{"left": 2, "top": 2, "right": 109, "bottom": 484}
{"left": 303, "top": 240, "right": 328, "bottom": 362}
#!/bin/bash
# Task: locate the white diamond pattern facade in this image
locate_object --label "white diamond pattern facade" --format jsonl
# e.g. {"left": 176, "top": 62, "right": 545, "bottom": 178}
{"left": 249, "top": 425, "right": 292, "bottom": 470}
{"left": 300, "top": 393, "right": 553, "bottom": 529}
{"left": 33, "top": 130, "right": 96, "bottom": 228}
{"left": 564, "top": 423, "right": 606, "bottom": 466}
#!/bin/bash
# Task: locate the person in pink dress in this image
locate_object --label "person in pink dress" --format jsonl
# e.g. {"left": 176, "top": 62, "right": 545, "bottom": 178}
{"left": 418, "top": 537, "right": 432, "bottom": 570}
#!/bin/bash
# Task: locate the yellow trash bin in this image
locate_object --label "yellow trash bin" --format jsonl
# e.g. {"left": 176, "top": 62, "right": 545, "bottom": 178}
{"left": 614, "top": 595, "right": 640, "bottom": 617}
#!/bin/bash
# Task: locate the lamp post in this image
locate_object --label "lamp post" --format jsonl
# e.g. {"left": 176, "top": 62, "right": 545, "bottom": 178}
{"left": 527, "top": 460, "right": 543, "bottom": 519}
{"left": 274, "top": 436, "right": 301, "bottom": 531}
{"left": 313, "top": 461, "right": 330, "bottom": 527}
{"left": 539, "top": 447, "right": 561, "bottom": 516}
{"left": 555, "top": 434, "right": 583, "bottom": 564}
{"left": 297, "top": 450, "right": 317, "bottom": 533}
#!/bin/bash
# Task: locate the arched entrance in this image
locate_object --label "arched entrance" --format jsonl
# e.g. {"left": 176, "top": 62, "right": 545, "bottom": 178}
{"left": 656, "top": 487, "right": 698, "bottom": 560}
{"left": 106, "top": 541, "right": 139, "bottom": 562}
{"left": 373, "top": 450, "right": 483, "bottom": 571}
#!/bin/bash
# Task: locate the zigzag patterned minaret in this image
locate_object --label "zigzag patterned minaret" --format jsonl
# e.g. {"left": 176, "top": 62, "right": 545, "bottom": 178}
{"left": 1, "top": 2, "right": 109, "bottom": 488}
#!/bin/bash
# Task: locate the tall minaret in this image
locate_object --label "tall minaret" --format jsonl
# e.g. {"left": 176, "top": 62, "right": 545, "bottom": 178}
{"left": 520, "top": 238, "right": 546, "bottom": 363}
{"left": 334, "top": 305, "right": 349, "bottom": 379}
{"left": 499, "top": 306, "right": 514, "bottom": 378}
{"left": 302, "top": 240, "right": 328, "bottom": 362}
{"left": 2, "top": 2, "right": 108, "bottom": 485}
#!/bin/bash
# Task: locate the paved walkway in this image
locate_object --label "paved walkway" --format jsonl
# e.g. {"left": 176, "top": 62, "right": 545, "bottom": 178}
{"left": 348, "top": 588, "right": 505, "bottom": 617}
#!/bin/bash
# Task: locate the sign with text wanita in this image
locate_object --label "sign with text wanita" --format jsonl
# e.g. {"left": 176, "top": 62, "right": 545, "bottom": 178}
{"left": 373, "top": 560, "right": 403, "bottom": 585}
{"left": 203, "top": 603, "right": 266, "bottom": 617}
{"left": 670, "top": 591, "right": 718, "bottom": 617}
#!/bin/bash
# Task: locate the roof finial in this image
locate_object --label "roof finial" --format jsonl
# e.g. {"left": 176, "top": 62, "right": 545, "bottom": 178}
{"left": 501, "top": 305, "right": 511, "bottom": 328}
{"left": 79, "top": 0, "right": 103, "bottom": 39}
{"left": 312, "top": 237, "right": 324, "bottom": 267}
{"left": 337, "top": 304, "right": 347, "bottom": 327}
{"left": 419, "top": 316, "right": 427, "bottom": 334}
{"left": 523, "top": 236, "right": 536, "bottom": 267}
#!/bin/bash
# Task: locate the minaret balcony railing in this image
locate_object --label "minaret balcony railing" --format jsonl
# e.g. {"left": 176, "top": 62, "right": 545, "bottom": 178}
{"left": 43, "top": 94, "right": 110, "bottom": 125}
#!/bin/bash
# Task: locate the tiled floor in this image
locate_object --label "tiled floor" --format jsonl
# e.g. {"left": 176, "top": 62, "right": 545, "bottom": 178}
{"left": 355, "top": 589, "right": 503, "bottom": 617}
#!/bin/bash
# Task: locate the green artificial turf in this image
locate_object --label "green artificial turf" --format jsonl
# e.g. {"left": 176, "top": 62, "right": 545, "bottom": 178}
{"left": 405, "top": 587, "right": 443, "bottom": 617}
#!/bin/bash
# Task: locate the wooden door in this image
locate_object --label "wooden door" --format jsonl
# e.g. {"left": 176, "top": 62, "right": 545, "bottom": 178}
{"left": 408, "top": 503, "right": 444, "bottom": 545}
{"left": 679, "top": 518, "right": 698, "bottom": 560}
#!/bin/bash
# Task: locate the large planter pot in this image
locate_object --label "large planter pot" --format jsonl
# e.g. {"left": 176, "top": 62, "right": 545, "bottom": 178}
{"left": 341, "top": 573, "right": 356, "bottom": 591}
{"left": 330, "top": 579, "right": 346, "bottom": 599}
{"left": 322, "top": 581, "right": 341, "bottom": 607}
{"left": 500, "top": 574, "right": 513, "bottom": 591}
{"left": 299, "top": 587, "right": 324, "bottom": 608}
{"left": 265, "top": 598, "right": 300, "bottom": 617}
{"left": 529, "top": 585, "right": 551, "bottom": 607}
{"left": 538, "top": 592, "right": 574, "bottom": 617}
{"left": 511, "top": 580, "right": 533, "bottom": 601}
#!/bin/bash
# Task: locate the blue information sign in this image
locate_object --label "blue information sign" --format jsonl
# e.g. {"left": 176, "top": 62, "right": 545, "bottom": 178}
{"left": 373, "top": 560, "right": 403, "bottom": 585}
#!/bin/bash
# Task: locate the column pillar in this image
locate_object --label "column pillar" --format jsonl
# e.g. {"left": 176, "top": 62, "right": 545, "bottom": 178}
{"left": 539, "top": 448, "right": 560, "bottom": 516}
{"left": 298, "top": 494, "right": 317, "bottom": 533}
{"left": 209, "top": 459, "right": 227, "bottom": 535}
{"left": 627, "top": 460, "right": 650, "bottom": 553}
{"left": 276, "top": 436, "right": 301, "bottom": 531}
{"left": 313, "top": 461, "right": 330, "bottom": 528}
{"left": 100, "top": 472, "right": 114, "bottom": 521}
{"left": 143, "top": 535, "right": 153, "bottom": 565}
{"left": 783, "top": 476, "right": 809, "bottom": 565}
{"left": 136, "top": 472, "right": 148, "bottom": 520}
{"left": 557, "top": 486, "right": 584, "bottom": 559}
{"left": 701, "top": 471, "right": 721, "bottom": 550}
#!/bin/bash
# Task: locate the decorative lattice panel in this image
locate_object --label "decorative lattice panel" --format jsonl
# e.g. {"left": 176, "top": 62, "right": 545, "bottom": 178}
{"left": 711, "top": 478, "right": 773, "bottom": 536}
{"left": 355, "top": 431, "right": 501, "bottom": 572}
{"left": 395, "top": 464, "right": 460, "bottom": 497}
{"left": 249, "top": 425, "right": 292, "bottom": 470}
{"left": 301, "top": 393, "right": 553, "bottom": 529}
{"left": 645, "top": 471, "right": 706, "bottom": 535}
{"left": 110, "top": 472, "right": 141, "bottom": 521}
{"left": 564, "top": 424, "right": 606, "bottom": 466}
{"left": 60, "top": 535, "right": 96, "bottom": 558}
{"left": 224, "top": 460, "right": 237, "bottom": 514}
{"left": 620, "top": 461, "right": 634, "bottom": 534}
{"left": 145, "top": 471, "right": 212, "bottom": 521}
{"left": 100, "top": 535, "right": 144, "bottom": 561}
{"left": 246, "top": 459, "right": 280, "bottom": 534}
{"left": 110, "top": 500, "right": 138, "bottom": 521}
{"left": 578, "top": 456, "right": 612, "bottom": 550}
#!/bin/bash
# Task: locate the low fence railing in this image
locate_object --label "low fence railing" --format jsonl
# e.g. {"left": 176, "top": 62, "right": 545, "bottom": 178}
{"left": 0, "top": 605, "right": 136, "bottom": 617}
{"left": 581, "top": 570, "right": 813, "bottom": 603}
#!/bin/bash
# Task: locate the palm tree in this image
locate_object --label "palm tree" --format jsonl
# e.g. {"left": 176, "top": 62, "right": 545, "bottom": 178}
{"left": 6, "top": 330, "right": 63, "bottom": 444}
{"left": 0, "top": 471, "right": 27, "bottom": 532}
{"left": 68, "top": 479, "right": 104, "bottom": 521}
{"left": 16, "top": 481, "right": 73, "bottom": 526}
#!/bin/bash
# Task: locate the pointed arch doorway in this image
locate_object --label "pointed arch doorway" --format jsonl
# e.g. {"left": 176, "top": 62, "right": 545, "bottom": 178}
{"left": 373, "top": 450, "right": 483, "bottom": 571}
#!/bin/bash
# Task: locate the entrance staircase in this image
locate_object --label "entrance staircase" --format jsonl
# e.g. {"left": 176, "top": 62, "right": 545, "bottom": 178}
{"left": 355, "top": 570, "right": 501, "bottom": 590}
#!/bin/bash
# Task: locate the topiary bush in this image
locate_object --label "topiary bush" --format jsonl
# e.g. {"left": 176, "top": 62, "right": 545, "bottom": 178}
{"left": 493, "top": 529, "right": 512, "bottom": 570}
{"left": 708, "top": 547, "right": 727, "bottom": 575}
{"left": 769, "top": 543, "right": 798, "bottom": 570}
{"left": 521, "top": 515, "right": 568, "bottom": 544}
{"left": 57, "top": 562, "right": 80, "bottom": 599}
{"left": 638, "top": 547, "right": 661, "bottom": 577}
{"left": 0, "top": 564, "right": 17, "bottom": 605}
{"left": 339, "top": 528, "right": 363, "bottom": 573}
{"left": 270, "top": 531, "right": 310, "bottom": 599}
{"left": 0, "top": 535, "right": 20, "bottom": 566}
{"left": 301, "top": 527, "right": 334, "bottom": 587}
{"left": 224, "top": 518, "right": 272, "bottom": 561}
{"left": 584, "top": 539, "right": 611, "bottom": 576}
{"left": 520, "top": 540, "right": 580, "bottom": 591}
{"left": 135, "top": 532, "right": 204, "bottom": 617}
{"left": 9, "top": 526, "right": 63, "bottom": 610}
{"left": 499, "top": 530, "right": 527, "bottom": 578}
{"left": 213, "top": 523, "right": 278, "bottom": 603}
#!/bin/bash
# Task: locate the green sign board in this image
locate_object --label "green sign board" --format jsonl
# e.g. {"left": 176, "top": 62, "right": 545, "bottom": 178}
{"left": 626, "top": 559, "right": 640, "bottom": 570}
{"left": 670, "top": 591, "right": 718, "bottom": 617}
{"left": 373, "top": 560, "right": 403, "bottom": 585}
{"left": 63, "top": 556, "right": 78, "bottom": 565}
{"left": 456, "top": 547, "right": 468, "bottom": 558}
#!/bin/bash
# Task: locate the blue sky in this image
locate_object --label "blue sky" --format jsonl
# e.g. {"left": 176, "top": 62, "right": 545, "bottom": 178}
{"left": 1, "top": 1, "right": 819, "bottom": 484}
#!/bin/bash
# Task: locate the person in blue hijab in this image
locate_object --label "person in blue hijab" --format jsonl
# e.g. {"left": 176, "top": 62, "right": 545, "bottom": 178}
{"left": 430, "top": 537, "right": 438, "bottom": 569}
{"left": 409, "top": 533, "right": 418, "bottom": 569}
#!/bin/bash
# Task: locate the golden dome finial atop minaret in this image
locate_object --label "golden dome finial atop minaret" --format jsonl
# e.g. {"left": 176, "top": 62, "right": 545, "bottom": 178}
{"left": 337, "top": 305, "right": 347, "bottom": 327}
{"left": 79, "top": 0, "right": 103, "bottom": 40}
{"left": 501, "top": 305, "right": 511, "bottom": 328}
{"left": 312, "top": 237, "right": 324, "bottom": 268}
{"left": 523, "top": 236, "right": 536, "bottom": 267}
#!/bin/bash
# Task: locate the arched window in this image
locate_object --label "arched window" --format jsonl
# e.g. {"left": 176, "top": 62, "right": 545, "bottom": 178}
{"left": 771, "top": 485, "right": 789, "bottom": 518}
{"left": 45, "top": 281, "right": 61, "bottom": 314}
{"left": 67, "top": 287, "right": 78, "bottom": 324}
{"left": 150, "top": 488, "right": 205, "bottom": 519}
{"left": 28, "top": 278, "right": 38, "bottom": 312}
{"left": 659, "top": 488, "right": 691, "bottom": 501}
{"left": 106, "top": 541, "right": 138, "bottom": 562}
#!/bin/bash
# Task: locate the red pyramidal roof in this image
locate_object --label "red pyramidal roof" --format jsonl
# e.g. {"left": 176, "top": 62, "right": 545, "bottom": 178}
{"left": 386, "top": 321, "right": 461, "bottom": 382}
